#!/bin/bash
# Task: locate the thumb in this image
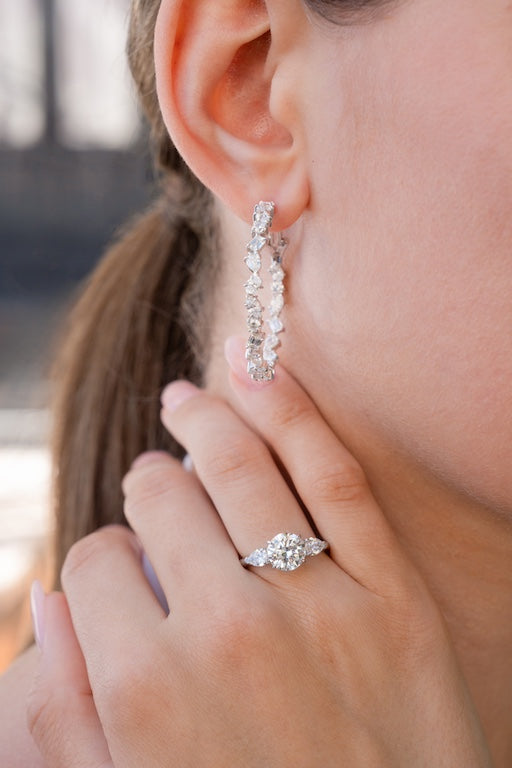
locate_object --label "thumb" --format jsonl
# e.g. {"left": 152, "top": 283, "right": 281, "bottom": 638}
{"left": 27, "top": 584, "right": 113, "bottom": 768}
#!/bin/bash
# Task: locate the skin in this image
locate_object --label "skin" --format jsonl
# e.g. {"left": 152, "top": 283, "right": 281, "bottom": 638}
{"left": 25, "top": 360, "right": 492, "bottom": 766}
{"left": 1, "top": 0, "right": 512, "bottom": 763}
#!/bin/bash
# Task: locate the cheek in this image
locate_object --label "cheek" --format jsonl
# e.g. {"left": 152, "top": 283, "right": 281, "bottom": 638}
{"left": 295, "top": 0, "right": 512, "bottom": 508}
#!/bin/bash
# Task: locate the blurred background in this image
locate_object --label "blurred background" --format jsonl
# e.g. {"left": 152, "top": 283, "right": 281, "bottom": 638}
{"left": 0, "top": 0, "right": 152, "bottom": 670}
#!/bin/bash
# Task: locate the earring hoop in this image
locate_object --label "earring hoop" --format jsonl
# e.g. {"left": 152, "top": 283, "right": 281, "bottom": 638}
{"left": 244, "top": 202, "right": 287, "bottom": 382}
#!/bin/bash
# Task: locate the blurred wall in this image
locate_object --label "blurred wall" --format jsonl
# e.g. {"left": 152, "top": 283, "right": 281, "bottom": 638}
{"left": 0, "top": 0, "right": 154, "bottom": 670}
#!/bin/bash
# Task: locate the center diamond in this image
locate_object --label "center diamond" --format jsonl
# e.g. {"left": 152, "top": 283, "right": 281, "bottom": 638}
{"left": 266, "top": 533, "right": 306, "bottom": 571}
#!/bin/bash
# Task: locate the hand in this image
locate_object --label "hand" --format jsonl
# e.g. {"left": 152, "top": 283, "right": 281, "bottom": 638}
{"left": 0, "top": 646, "right": 47, "bottom": 768}
{"left": 27, "top": 338, "right": 492, "bottom": 767}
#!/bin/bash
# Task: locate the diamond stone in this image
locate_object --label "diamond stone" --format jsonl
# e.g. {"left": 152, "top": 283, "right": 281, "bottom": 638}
{"left": 245, "top": 274, "right": 262, "bottom": 289}
{"left": 263, "top": 348, "right": 278, "bottom": 365}
{"left": 269, "top": 264, "right": 284, "bottom": 281}
{"left": 264, "top": 334, "right": 279, "bottom": 350}
{"left": 253, "top": 219, "right": 269, "bottom": 234}
{"left": 248, "top": 333, "right": 264, "bottom": 347}
{"left": 247, "top": 235, "right": 267, "bottom": 252}
{"left": 244, "top": 548, "right": 268, "bottom": 567}
{"left": 266, "top": 533, "right": 306, "bottom": 571}
{"left": 270, "top": 294, "right": 284, "bottom": 314}
{"left": 244, "top": 295, "right": 260, "bottom": 310}
{"left": 304, "top": 538, "right": 328, "bottom": 556}
{"left": 245, "top": 254, "right": 261, "bottom": 273}
{"left": 268, "top": 316, "right": 284, "bottom": 334}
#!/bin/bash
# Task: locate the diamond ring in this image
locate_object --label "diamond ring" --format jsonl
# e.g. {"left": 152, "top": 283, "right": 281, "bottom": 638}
{"left": 240, "top": 532, "right": 329, "bottom": 572}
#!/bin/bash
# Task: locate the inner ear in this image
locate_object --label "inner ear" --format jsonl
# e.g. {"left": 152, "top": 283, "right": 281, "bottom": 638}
{"left": 208, "top": 31, "right": 292, "bottom": 147}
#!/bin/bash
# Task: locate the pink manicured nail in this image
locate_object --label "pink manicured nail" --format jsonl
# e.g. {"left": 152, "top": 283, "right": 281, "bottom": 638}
{"left": 224, "top": 336, "right": 246, "bottom": 378}
{"left": 30, "top": 579, "right": 46, "bottom": 650}
{"left": 182, "top": 453, "right": 194, "bottom": 472}
{"left": 142, "top": 552, "right": 169, "bottom": 615}
{"left": 161, "top": 380, "right": 199, "bottom": 412}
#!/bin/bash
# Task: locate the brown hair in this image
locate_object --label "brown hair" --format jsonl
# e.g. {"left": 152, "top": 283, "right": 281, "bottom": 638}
{"left": 51, "top": 0, "right": 218, "bottom": 579}
{"left": 51, "top": 0, "right": 391, "bottom": 581}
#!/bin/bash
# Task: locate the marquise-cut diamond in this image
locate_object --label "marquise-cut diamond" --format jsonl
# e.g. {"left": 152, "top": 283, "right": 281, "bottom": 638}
{"left": 245, "top": 254, "right": 261, "bottom": 273}
{"left": 244, "top": 548, "right": 268, "bottom": 567}
{"left": 267, "top": 533, "right": 306, "bottom": 571}
{"left": 270, "top": 294, "right": 284, "bottom": 314}
{"left": 268, "top": 316, "right": 284, "bottom": 334}
{"left": 304, "top": 538, "right": 328, "bottom": 556}
{"left": 246, "top": 274, "right": 263, "bottom": 288}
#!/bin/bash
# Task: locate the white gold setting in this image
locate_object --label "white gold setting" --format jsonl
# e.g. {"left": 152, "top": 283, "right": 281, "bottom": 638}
{"left": 240, "top": 532, "right": 329, "bottom": 572}
{"left": 244, "top": 201, "right": 287, "bottom": 382}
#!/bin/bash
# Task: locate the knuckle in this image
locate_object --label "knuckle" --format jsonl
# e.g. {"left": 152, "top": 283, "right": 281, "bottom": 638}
{"left": 310, "top": 461, "right": 368, "bottom": 505}
{"left": 203, "top": 437, "right": 267, "bottom": 484}
{"left": 62, "top": 531, "right": 107, "bottom": 584}
{"left": 62, "top": 526, "right": 135, "bottom": 585}
{"left": 98, "top": 649, "right": 167, "bottom": 730}
{"left": 124, "top": 464, "right": 177, "bottom": 512}
{"left": 26, "top": 685, "right": 61, "bottom": 747}
{"left": 386, "top": 590, "right": 446, "bottom": 662}
{"left": 267, "top": 395, "right": 313, "bottom": 433}
{"left": 202, "top": 597, "right": 278, "bottom": 663}
{"left": 100, "top": 663, "right": 142, "bottom": 714}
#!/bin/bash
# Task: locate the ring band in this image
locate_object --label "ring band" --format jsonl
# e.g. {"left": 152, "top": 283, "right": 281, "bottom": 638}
{"left": 240, "top": 532, "right": 329, "bottom": 572}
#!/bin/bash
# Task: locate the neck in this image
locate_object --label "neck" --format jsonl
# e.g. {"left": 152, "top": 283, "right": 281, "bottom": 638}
{"left": 207, "top": 206, "right": 512, "bottom": 764}
{"left": 208, "top": 356, "right": 512, "bottom": 766}
{"left": 332, "top": 411, "right": 512, "bottom": 767}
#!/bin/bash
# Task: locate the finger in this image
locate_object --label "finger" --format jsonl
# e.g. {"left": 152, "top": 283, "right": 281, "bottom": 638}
{"left": 160, "top": 382, "right": 333, "bottom": 583}
{"left": 61, "top": 525, "right": 165, "bottom": 669}
{"left": 122, "top": 453, "right": 245, "bottom": 604}
{"left": 27, "top": 591, "right": 113, "bottom": 768}
{"left": 224, "top": 336, "right": 409, "bottom": 593}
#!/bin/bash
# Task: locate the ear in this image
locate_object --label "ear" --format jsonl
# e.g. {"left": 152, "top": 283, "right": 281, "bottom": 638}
{"left": 154, "top": 0, "right": 310, "bottom": 230}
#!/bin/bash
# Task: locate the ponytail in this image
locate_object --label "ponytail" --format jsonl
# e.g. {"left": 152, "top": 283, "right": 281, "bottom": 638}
{"left": 52, "top": 180, "right": 217, "bottom": 577}
{"left": 50, "top": 0, "right": 221, "bottom": 578}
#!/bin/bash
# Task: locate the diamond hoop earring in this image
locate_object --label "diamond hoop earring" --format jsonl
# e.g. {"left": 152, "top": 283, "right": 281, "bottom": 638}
{"left": 244, "top": 201, "right": 287, "bottom": 382}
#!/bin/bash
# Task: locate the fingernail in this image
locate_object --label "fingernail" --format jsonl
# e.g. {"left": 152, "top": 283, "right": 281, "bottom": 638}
{"left": 142, "top": 552, "right": 169, "bottom": 615}
{"left": 161, "top": 380, "right": 199, "bottom": 412}
{"left": 182, "top": 453, "right": 194, "bottom": 472}
{"left": 30, "top": 579, "right": 46, "bottom": 650}
{"left": 224, "top": 336, "right": 246, "bottom": 378}
{"left": 131, "top": 450, "right": 169, "bottom": 470}
{"left": 224, "top": 335, "right": 274, "bottom": 388}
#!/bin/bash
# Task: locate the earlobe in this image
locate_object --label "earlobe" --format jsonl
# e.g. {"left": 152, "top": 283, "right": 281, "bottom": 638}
{"left": 154, "top": 0, "right": 309, "bottom": 229}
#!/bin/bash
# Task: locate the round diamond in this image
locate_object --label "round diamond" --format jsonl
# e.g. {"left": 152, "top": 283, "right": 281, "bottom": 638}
{"left": 266, "top": 533, "right": 306, "bottom": 571}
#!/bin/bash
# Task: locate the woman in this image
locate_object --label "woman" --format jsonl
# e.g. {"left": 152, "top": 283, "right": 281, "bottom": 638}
{"left": 1, "top": 0, "right": 511, "bottom": 764}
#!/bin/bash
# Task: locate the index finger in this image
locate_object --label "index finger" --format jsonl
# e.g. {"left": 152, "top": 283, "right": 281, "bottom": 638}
{"left": 224, "top": 336, "right": 410, "bottom": 595}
